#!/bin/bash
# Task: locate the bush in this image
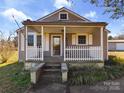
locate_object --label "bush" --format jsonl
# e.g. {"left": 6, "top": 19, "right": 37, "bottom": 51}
{"left": 68, "top": 65, "right": 124, "bottom": 85}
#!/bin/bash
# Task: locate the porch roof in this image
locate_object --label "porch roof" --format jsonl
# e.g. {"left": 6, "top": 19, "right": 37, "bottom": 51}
{"left": 22, "top": 20, "right": 108, "bottom": 26}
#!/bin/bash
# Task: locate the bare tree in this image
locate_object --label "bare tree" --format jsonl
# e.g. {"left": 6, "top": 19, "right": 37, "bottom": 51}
{"left": 0, "top": 30, "right": 17, "bottom": 63}
{"left": 0, "top": 30, "right": 3, "bottom": 41}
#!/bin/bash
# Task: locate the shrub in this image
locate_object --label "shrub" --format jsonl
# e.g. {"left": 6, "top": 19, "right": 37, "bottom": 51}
{"left": 68, "top": 65, "right": 124, "bottom": 85}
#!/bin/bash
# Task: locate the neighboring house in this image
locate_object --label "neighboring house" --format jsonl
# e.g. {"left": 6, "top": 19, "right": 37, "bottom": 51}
{"left": 17, "top": 7, "right": 109, "bottom": 67}
{"left": 108, "top": 40, "right": 124, "bottom": 51}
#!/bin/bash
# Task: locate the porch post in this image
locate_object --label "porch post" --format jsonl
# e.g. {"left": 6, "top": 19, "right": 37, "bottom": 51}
{"left": 101, "top": 27, "right": 104, "bottom": 61}
{"left": 25, "top": 26, "right": 27, "bottom": 60}
{"left": 64, "top": 26, "right": 66, "bottom": 61}
{"left": 41, "top": 26, "right": 44, "bottom": 61}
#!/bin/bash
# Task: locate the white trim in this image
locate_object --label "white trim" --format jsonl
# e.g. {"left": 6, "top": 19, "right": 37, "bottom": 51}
{"left": 51, "top": 35, "right": 62, "bottom": 56}
{"left": 76, "top": 33, "right": 88, "bottom": 45}
{"left": 18, "top": 31, "right": 20, "bottom": 62}
{"left": 107, "top": 32, "right": 108, "bottom": 60}
{"left": 38, "top": 7, "right": 90, "bottom": 22}
{"left": 26, "top": 26, "right": 27, "bottom": 60}
{"left": 26, "top": 25, "right": 98, "bottom": 27}
{"left": 59, "top": 12, "right": 69, "bottom": 20}
{"left": 41, "top": 26, "right": 44, "bottom": 60}
{"left": 64, "top": 26, "right": 66, "bottom": 61}
{"left": 101, "top": 27, "right": 104, "bottom": 60}
{"left": 21, "top": 33, "right": 24, "bottom": 51}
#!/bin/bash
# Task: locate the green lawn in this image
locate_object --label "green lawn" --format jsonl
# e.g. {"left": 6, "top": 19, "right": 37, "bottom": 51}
{"left": 0, "top": 63, "right": 30, "bottom": 93}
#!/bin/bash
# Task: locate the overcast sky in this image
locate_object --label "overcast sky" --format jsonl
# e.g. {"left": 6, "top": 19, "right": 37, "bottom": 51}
{"left": 0, "top": 0, "right": 124, "bottom": 37}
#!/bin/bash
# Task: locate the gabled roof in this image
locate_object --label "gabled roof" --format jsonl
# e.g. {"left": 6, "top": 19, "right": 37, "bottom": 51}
{"left": 37, "top": 7, "right": 90, "bottom": 22}
{"left": 17, "top": 7, "right": 110, "bottom": 32}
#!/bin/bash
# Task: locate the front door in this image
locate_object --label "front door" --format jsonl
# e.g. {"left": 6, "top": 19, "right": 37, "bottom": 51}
{"left": 51, "top": 35, "right": 62, "bottom": 56}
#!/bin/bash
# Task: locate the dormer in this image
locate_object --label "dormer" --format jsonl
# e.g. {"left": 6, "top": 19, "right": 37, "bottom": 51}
{"left": 59, "top": 12, "right": 68, "bottom": 20}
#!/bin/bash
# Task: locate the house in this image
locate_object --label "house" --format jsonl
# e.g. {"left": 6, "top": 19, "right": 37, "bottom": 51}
{"left": 108, "top": 40, "right": 124, "bottom": 51}
{"left": 17, "top": 7, "right": 109, "bottom": 83}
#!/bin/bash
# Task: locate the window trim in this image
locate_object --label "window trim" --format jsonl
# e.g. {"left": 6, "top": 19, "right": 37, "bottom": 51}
{"left": 59, "top": 12, "right": 68, "bottom": 20}
{"left": 76, "top": 34, "right": 88, "bottom": 45}
{"left": 27, "top": 32, "right": 36, "bottom": 47}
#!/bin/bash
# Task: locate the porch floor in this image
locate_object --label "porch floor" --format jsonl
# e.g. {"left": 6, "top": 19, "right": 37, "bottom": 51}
{"left": 26, "top": 56, "right": 104, "bottom": 63}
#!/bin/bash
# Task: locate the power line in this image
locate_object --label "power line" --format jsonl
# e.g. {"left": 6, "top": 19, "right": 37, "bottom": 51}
{"left": 12, "top": 14, "right": 22, "bottom": 31}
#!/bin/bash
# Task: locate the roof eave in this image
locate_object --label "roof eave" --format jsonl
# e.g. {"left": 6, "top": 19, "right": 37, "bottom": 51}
{"left": 22, "top": 21, "right": 107, "bottom": 26}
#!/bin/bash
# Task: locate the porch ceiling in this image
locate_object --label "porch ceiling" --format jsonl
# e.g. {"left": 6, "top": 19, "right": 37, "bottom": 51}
{"left": 27, "top": 26, "right": 100, "bottom": 33}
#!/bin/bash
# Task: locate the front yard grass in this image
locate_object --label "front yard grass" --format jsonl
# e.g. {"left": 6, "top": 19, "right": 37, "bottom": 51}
{"left": 0, "top": 63, "right": 30, "bottom": 93}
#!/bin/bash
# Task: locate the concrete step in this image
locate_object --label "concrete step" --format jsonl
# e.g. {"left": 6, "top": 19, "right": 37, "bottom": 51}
{"left": 41, "top": 63, "right": 61, "bottom": 83}
{"left": 42, "top": 74, "right": 61, "bottom": 78}
{"left": 40, "top": 77, "right": 62, "bottom": 83}
{"left": 44, "top": 68, "right": 61, "bottom": 72}
{"left": 44, "top": 65, "right": 61, "bottom": 69}
{"left": 45, "top": 63, "right": 61, "bottom": 67}
{"left": 40, "top": 70, "right": 62, "bottom": 83}
{"left": 43, "top": 63, "right": 61, "bottom": 72}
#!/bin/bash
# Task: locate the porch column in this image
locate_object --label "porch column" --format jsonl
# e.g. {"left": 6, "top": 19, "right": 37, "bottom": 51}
{"left": 41, "top": 26, "right": 44, "bottom": 61}
{"left": 64, "top": 26, "right": 66, "bottom": 61}
{"left": 25, "top": 26, "right": 28, "bottom": 60}
{"left": 101, "top": 27, "right": 104, "bottom": 61}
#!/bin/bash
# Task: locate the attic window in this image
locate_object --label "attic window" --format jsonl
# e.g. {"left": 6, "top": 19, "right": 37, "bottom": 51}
{"left": 59, "top": 12, "right": 68, "bottom": 20}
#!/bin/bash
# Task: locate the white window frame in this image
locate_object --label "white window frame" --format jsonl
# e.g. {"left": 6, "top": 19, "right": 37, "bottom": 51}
{"left": 76, "top": 34, "right": 88, "bottom": 45}
{"left": 27, "top": 32, "right": 36, "bottom": 47}
{"left": 59, "top": 12, "right": 68, "bottom": 20}
{"left": 51, "top": 35, "right": 62, "bottom": 56}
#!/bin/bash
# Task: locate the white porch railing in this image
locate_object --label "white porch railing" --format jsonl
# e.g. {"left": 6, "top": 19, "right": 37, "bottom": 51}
{"left": 26, "top": 46, "right": 43, "bottom": 61}
{"left": 65, "top": 45, "right": 103, "bottom": 61}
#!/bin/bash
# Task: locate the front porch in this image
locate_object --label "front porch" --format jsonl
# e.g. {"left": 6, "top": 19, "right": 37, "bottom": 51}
{"left": 25, "top": 25, "right": 104, "bottom": 62}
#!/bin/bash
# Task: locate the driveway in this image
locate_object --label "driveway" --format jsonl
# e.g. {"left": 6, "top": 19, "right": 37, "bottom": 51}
{"left": 27, "top": 77, "right": 124, "bottom": 93}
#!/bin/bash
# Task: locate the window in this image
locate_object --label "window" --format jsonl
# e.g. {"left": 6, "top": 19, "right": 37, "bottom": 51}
{"left": 37, "top": 35, "right": 42, "bottom": 47}
{"left": 78, "top": 35, "right": 86, "bottom": 44}
{"left": 59, "top": 13, "right": 68, "bottom": 20}
{"left": 28, "top": 35, "right": 34, "bottom": 46}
